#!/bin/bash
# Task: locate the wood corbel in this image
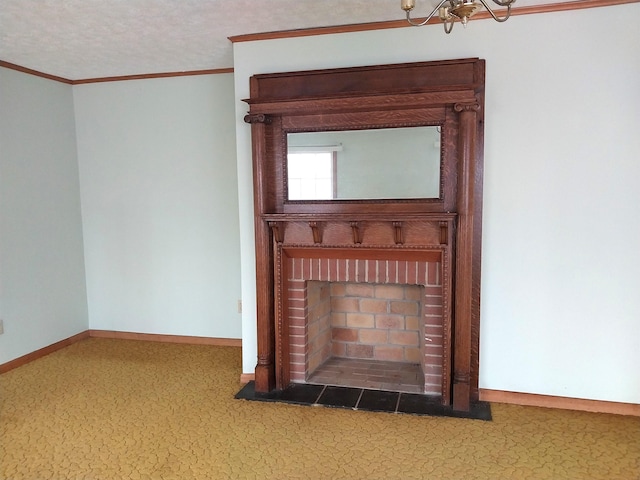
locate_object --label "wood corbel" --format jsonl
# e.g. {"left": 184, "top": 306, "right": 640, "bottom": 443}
{"left": 439, "top": 221, "right": 448, "bottom": 245}
{"left": 268, "top": 221, "right": 283, "bottom": 243}
{"left": 350, "top": 221, "right": 363, "bottom": 244}
{"left": 393, "top": 222, "right": 404, "bottom": 245}
{"left": 308, "top": 222, "right": 322, "bottom": 244}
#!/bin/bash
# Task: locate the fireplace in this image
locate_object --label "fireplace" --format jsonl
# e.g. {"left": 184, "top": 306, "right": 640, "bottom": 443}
{"left": 287, "top": 258, "right": 444, "bottom": 396}
{"left": 244, "top": 59, "right": 485, "bottom": 412}
{"left": 269, "top": 240, "right": 455, "bottom": 404}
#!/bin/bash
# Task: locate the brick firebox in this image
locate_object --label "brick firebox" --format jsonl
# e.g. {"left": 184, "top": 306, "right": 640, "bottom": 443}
{"left": 286, "top": 256, "right": 444, "bottom": 395}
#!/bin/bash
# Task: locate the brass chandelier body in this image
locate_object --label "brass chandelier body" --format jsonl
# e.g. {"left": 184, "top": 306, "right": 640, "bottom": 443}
{"left": 401, "top": 0, "right": 516, "bottom": 33}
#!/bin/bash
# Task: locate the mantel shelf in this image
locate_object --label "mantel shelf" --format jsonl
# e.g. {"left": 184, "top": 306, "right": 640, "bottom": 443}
{"left": 262, "top": 212, "right": 458, "bottom": 222}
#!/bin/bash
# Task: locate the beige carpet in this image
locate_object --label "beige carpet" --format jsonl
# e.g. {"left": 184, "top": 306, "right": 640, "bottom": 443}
{"left": 1, "top": 338, "right": 638, "bottom": 479}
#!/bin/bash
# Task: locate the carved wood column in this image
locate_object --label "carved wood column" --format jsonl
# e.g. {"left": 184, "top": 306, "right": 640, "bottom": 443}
{"left": 452, "top": 101, "right": 481, "bottom": 411}
{"left": 245, "top": 113, "right": 276, "bottom": 392}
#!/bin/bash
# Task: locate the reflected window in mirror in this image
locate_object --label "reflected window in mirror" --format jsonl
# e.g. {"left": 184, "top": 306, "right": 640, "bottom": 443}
{"left": 287, "top": 126, "right": 441, "bottom": 201}
{"left": 287, "top": 148, "right": 337, "bottom": 200}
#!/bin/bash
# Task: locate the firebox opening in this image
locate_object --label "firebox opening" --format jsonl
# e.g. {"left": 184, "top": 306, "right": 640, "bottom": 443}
{"left": 291, "top": 281, "right": 442, "bottom": 395}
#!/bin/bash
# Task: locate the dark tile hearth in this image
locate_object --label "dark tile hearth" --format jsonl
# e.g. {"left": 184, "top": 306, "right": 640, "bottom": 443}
{"left": 319, "top": 385, "right": 363, "bottom": 408}
{"left": 357, "top": 388, "right": 400, "bottom": 412}
{"left": 235, "top": 382, "right": 492, "bottom": 421}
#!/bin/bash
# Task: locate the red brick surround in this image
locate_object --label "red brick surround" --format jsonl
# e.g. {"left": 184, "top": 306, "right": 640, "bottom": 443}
{"left": 287, "top": 257, "right": 443, "bottom": 395}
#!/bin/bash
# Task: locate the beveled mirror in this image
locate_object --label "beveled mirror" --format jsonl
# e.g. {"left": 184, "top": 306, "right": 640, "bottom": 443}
{"left": 287, "top": 126, "right": 441, "bottom": 201}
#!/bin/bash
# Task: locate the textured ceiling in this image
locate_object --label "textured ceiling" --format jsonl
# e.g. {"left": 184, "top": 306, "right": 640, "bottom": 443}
{"left": 1, "top": 0, "right": 578, "bottom": 80}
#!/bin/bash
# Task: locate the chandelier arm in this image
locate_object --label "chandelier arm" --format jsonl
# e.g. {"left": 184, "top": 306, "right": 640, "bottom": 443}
{"left": 405, "top": 0, "right": 450, "bottom": 27}
{"left": 443, "top": 18, "right": 455, "bottom": 34}
{"left": 477, "top": 0, "right": 512, "bottom": 22}
{"left": 490, "top": 0, "right": 515, "bottom": 6}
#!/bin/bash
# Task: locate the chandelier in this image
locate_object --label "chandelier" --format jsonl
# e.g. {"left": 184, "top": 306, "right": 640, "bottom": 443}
{"left": 401, "top": 0, "right": 515, "bottom": 33}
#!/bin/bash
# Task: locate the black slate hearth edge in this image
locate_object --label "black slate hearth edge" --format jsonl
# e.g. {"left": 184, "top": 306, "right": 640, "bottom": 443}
{"left": 235, "top": 382, "right": 492, "bottom": 421}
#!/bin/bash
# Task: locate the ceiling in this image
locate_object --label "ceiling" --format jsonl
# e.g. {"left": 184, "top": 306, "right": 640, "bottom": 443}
{"left": 0, "top": 0, "right": 584, "bottom": 80}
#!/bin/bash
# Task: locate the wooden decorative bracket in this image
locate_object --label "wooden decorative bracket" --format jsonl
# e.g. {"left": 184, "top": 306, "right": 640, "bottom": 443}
{"left": 350, "top": 221, "right": 363, "bottom": 244}
{"left": 439, "top": 221, "right": 448, "bottom": 245}
{"left": 268, "top": 221, "right": 283, "bottom": 243}
{"left": 392, "top": 222, "right": 404, "bottom": 245}
{"left": 243, "top": 113, "right": 272, "bottom": 124}
{"left": 454, "top": 101, "right": 481, "bottom": 114}
{"left": 308, "top": 222, "right": 322, "bottom": 244}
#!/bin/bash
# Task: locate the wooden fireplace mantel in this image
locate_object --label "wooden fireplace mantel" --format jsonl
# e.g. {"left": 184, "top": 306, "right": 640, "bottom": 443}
{"left": 244, "top": 58, "right": 485, "bottom": 412}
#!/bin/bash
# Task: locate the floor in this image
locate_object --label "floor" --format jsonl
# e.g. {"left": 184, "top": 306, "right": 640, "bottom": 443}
{"left": 7, "top": 338, "right": 638, "bottom": 479}
{"left": 307, "top": 357, "right": 424, "bottom": 394}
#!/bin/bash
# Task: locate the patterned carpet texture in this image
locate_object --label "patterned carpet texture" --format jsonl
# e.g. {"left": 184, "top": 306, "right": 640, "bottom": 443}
{"left": 1, "top": 338, "right": 638, "bottom": 479}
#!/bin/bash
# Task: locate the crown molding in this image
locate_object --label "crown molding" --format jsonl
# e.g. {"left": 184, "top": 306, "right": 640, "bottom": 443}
{"left": 229, "top": 0, "right": 639, "bottom": 42}
{"left": 0, "top": 61, "right": 233, "bottom": 85}
{"left": 0, "top": 60, "right": 74, "bottom": 84}
{"left": 72, "top": 68, "right": 234, "bottom": 85}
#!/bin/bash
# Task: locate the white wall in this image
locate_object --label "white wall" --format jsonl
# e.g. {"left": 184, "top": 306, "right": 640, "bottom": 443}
{"left": 0, "top": 67, "right": 89, "bottom": 364}
{"left": 74, "top": 74, "right": 241, "bottom": 338}
{"left": 233, "top": 3, "right": 640, "bottom": 403}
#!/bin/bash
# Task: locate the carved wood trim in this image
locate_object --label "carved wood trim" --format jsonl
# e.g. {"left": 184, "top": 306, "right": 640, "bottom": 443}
{"left": 250, "top": 99, "right": 276, "bottom": 392}
{"left": 452, "top": 95, "right": 481, "bottom": 412}
{"left": 244, "top": 113, "right": 272, "bottom": 124}
{"left": 308, "top": 222, "right": 322, "bottom": 244}
{"left": 282, "top": 246, "right": 443, "bottom": 262}
{"left": 393, "top": 222, "right": 404, "bottom": 245}
{"left": 441, "top": 247, "right": 453, "bottom": 405}
{"left": 350, "top": 221, "right": 363, "bottom": 244}
{"left": 439, "top": 221, "right": 448, "bottom": 245}
{"left": 268, "top": 221, "right": 283, "bottom": 243}
{"left": 248, "top": 93, "right": 475, "bottom": 116}
{"left": 274, "top": 243, "right": 288, "bottom": 389}
{"left": 454, "top": 101, "right": 481, "bottom": 113}
{"left": 263, "top": 212, "right": 458, "bottom": 221}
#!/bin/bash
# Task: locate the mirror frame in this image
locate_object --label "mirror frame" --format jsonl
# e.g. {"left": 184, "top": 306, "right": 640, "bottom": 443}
{"left": 245, "top": 83, "right": 464, "bottom": 215}
{"left": 285, "top": 125, "right": 444, "bottom": 202}
{"left": 282, "top": 123, "right": 445, "bottom": 204}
